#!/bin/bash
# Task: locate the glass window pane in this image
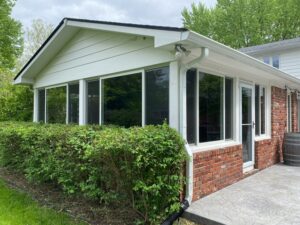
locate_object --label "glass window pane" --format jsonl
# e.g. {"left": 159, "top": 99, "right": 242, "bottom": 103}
{"left": 145, "top": 67, "right": 169, "bottom": 125}
{"left": 242, "top": 87, "right": 252, "bottom": 124}
{"left": 68, "top": 83, "right": 79, "bottom": 124}
{"left": 87, "top": 80, "right": 99, "bottom": 124}
{"left": 102, "top": 73, "right": 142, "bottom": 127}
{"left": 38, "top": 89, "right": 45, "bottom": 122}
{"left": 186, "top": 69, "right": 197, "bottom": 144}
{"left": 255, "top": 85, "right": 260, "bottom": 135}
{"left": 272, "top": 56, "right": 279, "bottom": 69}
{"left": 288, "top": 95, "right": 292, "bottom": 132}
{"left": 46, "top": 86, "right": 66, "bottom": 124}
{"left": 199, "top": 73, "right": 223, "bottom": 143}
{"left": 225, "top": 78, "right": 233, "bottom": 139}
{"left": 263, "top": 56, "right": 270, "bottom": 64}
{"left": 260, "top": 87, "right": 266, "bottom": 134}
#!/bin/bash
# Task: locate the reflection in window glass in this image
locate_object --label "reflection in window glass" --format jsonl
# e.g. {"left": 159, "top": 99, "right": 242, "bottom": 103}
{"left": 87, "top": 80, "right": 99, "bottom": 124}
{"left": 255, "top": 85, "right": 266, "bottom": 136}
{"left": 102, "top": 73, "right": 142, "bottom": 127}
{"left": 199, "top": 73, "right": 223, "bottom": 143}
{"left": 46, "top": 86, "right": 66, "bottom": 124}
{"left": 287, "top": 94, "right": 292, "bottom": 132}
{"left": 38, "top": 89, "right": 45, "bottom": 122}
{"left": 186, "top": 69, "right": 197, "bottom": 144}
{"left": 260, "top": 87, "right": 266, "bottom": 134}
{"left": 68, "top": 83, "right": 79, "bottom": 124}
{"left": 272, "top": 56, "right": 279, "bottom": 69}
{"left": 225, "top": 78, "right": 233, "bottom": 139}
{"left": 255, "top": 85, "right": 260, "bottom": 135}
{"left": 145, "top": 67, "right": 169, "bottom": 125}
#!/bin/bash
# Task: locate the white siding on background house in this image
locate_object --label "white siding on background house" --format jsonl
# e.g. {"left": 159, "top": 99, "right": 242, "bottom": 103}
{"left": 34, "top": 29, "right": 175, "bottom": 88}
{"left": 279, "top": 48, "right": 300, "bottom": 79}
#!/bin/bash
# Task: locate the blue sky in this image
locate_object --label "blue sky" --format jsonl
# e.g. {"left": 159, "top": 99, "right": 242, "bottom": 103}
{"left": 12, "top": 0, "right": 217, "bottom": 29}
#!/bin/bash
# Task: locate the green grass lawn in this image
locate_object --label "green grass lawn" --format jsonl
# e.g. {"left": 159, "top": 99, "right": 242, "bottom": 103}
{"left": 0, "top": 179, "right": 87, "bottom": 225}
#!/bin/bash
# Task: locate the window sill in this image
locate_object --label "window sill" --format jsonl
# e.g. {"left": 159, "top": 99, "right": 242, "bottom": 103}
{"left": 254, "top": 135, "right": 271, "bottom": 142}
{"left": 190, "top": 140, "right": 241, "bottom": 153}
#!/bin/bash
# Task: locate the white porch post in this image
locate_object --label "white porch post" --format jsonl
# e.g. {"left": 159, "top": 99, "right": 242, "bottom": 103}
{"left": 179, "top": 66, "right": 187, "bottom": 139}
{"left": 169, "top": 61, "right": 180, "bottom": 131}
{"left": 79, "top": 79, "right": 87, "bottom": 125}
{"left": 33, "top": 88, "right": 39, "bottom": 122}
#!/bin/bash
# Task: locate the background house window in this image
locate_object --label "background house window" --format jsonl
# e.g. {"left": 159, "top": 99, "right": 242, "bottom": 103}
{"left": 145, "top": 67, "right": 169, "bottom": 125}
{"left": 38, "top": 89, "right": 45, "bottom": 122}
{"left": 255, "top": 85, "right": 266, "bottom": 136}
{"left": 102, "top": 73, "right": 142, "bottom": 127}
{"left": 272, "top": 56, "right": 279, "bottom": 69}
{"left": 46, "top": 86, "right": 67, "bottom": 123}
{"left": 87, "top": 80, "right": 99, "bottom": 124}
{"left": 68, "top": 83, "right": 79, "bottom": 124}
{"left": 263, "top": 57, "right": 270, "bottom": 65}
{"left": 186, "top": 71, "right": 233, "bottom": 144}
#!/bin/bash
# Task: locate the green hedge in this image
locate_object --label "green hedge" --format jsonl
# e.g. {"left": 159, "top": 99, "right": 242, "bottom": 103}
{"left": 0, "top": 122, "right": 186, "bottom": 224}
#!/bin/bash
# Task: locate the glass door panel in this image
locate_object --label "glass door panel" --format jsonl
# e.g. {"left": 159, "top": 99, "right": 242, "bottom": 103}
{"left": 240, "top": 84, "right": 254, "bottom": 168}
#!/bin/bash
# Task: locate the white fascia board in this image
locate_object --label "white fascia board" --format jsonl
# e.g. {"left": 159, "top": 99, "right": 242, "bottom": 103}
{"left": 65, "top": 20, "right": 188, "bottom": 48}
{"left": 15, "top": 20, "right": 68, "bottom": 84}
{"left": 14, "top": 76, "right": 34, "bottom": 85}
{"left": 187, "top": 31, "right": 300, "bottom": 86}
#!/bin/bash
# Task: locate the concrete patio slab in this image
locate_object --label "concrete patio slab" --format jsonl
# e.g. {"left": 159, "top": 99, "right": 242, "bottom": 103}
{"left": 184, "top": 164, "right": 300, "bottom": 225}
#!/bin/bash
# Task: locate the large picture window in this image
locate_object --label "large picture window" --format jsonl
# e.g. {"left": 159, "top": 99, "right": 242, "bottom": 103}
{"left": 87, "top": 80, "right": 100, "bottom": 124}
{"left": 186, "top": 70, "right": 233, "bottom": 144}
{"left": 46, "top": 86, "right": 67, "bottom": 124}
{"left": 68, "top": 83, "right": 79, "bottom": 124}
{"left": 255, "top": 85, "right": 266, "bottom": 136}
{"left": 145, "top": 67, "right": 169, "bottom": 125}
{"left": 102, "top": 73, "right": 142, "bottom": 127}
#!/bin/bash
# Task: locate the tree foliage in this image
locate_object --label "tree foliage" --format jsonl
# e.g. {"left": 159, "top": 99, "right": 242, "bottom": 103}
{"left": 0, "top": 0, "right": 23, "bottom": 70}
{"left": 0, "top": 68, "right": 33, "bottom": 121}
{"left": 182, "top": 0, "right": 300, "bottom": 48}
{"left": 18, "top": 19, "right": 54, "bottom": 67}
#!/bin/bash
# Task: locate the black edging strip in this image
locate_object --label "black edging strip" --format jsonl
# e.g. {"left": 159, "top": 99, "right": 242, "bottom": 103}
{"left": 183, "top": 211, "right": 226, "bottom": 225}
{"left": 14, "top": 17, "right": 187, "bottom": 81}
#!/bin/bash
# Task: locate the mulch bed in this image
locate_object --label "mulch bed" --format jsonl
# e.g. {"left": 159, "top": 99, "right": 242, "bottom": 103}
{"left": 0, "top": 168, "right": 141, "bottom": 225}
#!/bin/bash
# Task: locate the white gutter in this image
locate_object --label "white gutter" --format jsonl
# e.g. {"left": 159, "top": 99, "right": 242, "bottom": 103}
{"left": 179, "top": 47, "right": 209, "bottom": 204}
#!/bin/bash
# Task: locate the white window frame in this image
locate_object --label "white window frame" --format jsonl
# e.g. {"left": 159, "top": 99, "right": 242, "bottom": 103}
{"left": 261, "top": 55, "right": 280, "bottom": 69}
{"left": 255, "top": 84, "right": 267, "bottom": 137}
{"left": 188, "top": 69, "right": 236, "bottom": 149}
{"left": 99, "top": 69, "right": 145, "bottom": 126}
{"left": 45, "top": 83, "right": 68, "bottom": 124}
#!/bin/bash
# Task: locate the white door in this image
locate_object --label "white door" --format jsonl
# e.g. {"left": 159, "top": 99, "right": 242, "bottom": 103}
{"left": 240, "top": 82, "right": 255, "bottom": 171}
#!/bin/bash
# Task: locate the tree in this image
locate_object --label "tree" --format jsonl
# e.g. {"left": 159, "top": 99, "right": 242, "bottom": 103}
{"left": 0, "top": 0, "right": 23, "bottom": 70}
{"left": 0, "top": 68, "right": 33, "bottom": 121}
{"left": 182, "top": 0, "right": 300, "bottom": 49}
{"left": 18, "top": 19, "right": 54, "bottom": 67}
{"left": 182, "top": 2, "right": 215, "bottom": 38}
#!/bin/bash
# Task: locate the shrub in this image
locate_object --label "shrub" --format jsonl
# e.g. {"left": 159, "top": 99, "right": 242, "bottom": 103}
{"left": 0, "top": 122, "right": 186, "bottom": 224}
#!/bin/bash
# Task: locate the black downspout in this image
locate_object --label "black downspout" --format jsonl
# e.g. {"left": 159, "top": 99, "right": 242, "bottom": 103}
{"left": 161, "top": 200, "right": 189, "bottom": 225}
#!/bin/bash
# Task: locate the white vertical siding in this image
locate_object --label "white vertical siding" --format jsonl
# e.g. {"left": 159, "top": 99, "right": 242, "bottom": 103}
{"left": 34, "top": 29, "right": 174, "bottom": 88}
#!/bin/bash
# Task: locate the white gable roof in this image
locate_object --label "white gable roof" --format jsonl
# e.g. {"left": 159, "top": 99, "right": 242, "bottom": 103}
{"left": 15, "top": 18, "right": 300, "bottom": 87}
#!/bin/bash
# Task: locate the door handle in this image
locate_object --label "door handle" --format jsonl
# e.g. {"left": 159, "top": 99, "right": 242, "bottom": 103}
{"left": 252, "top": 121, "right": 255, "bottom": 127}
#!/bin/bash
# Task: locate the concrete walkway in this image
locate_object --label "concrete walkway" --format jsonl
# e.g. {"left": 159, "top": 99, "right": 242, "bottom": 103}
{"left": 184, "top": 164, "right": 300, "bottom": 225}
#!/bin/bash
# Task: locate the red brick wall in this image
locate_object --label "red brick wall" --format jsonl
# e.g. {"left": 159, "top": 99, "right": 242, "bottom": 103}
{"left": 192, "top": 145, "right": 243, "bottom": 201}
{"left": 291, "top": 92, "right": 298, "bottom": 132}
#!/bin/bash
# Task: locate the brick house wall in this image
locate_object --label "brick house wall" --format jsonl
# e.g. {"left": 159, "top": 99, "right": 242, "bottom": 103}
{"left": 192, "top": 86, "right": 296, "bottom": 201}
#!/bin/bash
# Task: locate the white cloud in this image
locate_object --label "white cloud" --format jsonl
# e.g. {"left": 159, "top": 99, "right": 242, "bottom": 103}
{"left": 12, "top": 0, "right": 216, "bottom": 29}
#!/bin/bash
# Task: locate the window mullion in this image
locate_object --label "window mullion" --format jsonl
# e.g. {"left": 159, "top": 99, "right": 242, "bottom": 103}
{"left": 223, "top": 77, "right": 226, "bottom": 141}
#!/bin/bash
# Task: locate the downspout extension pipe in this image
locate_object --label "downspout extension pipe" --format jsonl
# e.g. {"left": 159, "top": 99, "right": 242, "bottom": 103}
{"left": 161, "top": 47, "right": 209, "bottom": 225}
